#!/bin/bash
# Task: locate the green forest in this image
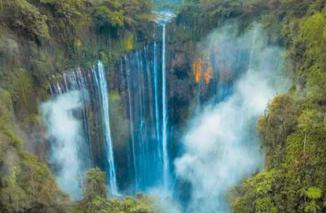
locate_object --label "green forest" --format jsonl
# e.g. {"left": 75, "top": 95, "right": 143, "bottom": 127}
{"left": 1, "top": 0, "right": 326, "bottom": 212}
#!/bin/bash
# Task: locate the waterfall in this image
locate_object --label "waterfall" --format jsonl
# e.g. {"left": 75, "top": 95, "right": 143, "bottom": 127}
{"left": 161, "top": 23, "right": 169, "bottom": 190}
{"left": 43, "top": 62, "right": 119, "bottom": 197}
{"left": 119, "top": 44, "right": 163, "bottom": 191}
{"left": 116, "top": 11, "right": 175, "bottom": 192}
{"left": 156, "top": 10, "right": 175, "bottom": 191}
{"left": 153, "top": 42, "right": 161, "bottom": 163}
{"left": 93, "top": 61, "right": 118, "bottom": 195}
{"left": 42, "top": 69, "right": 93, "bottom": 199}
{"left": 43, "top": 11, "right": 176, "bottom": 197}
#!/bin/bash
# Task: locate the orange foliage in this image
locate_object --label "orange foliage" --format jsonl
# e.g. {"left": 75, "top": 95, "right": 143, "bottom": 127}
{"left": 193, "top": 57, "right": 213, "bottom": 84}
{"left": 204, "top": 67, "right": 213, "bottom": 84}
{"left": 193, "top": 59, "right": 203, "bottom": 83}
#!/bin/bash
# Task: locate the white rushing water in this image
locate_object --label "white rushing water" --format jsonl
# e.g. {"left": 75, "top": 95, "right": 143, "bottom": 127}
{"left": 153, "top": 41, "right": 161, "bottom": 164}
{"left": 161, "top": 22, "right": 170, "bottom": 189}
{"left": 43, "top": 62, "right": 119, "bottom": 198}
{"left": 156, "top": 10, "right": 175, "bottom": 191}
{"left": 94, "top": 61, "right": 118, "bottom": 195}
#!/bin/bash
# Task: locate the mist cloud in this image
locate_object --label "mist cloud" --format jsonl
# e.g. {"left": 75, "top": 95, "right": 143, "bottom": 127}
{"left": 175, "top": 23, "right": 288, "bottom": 212}
{"left": 41, "top": 90, "right": 85, "bottom": 200}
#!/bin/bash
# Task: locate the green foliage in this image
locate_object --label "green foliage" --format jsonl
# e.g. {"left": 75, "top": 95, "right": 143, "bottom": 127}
{"left": 230, "top": 1, "right": 326, "bottom": 213}
{"left": 0, "top": 34, "right": 19, "bottom": 65}
{"left": 1, "top": 0, "right": 49, "bottom": 40}
{"left": 299, "top": 12, "right": 326, "bottom": 70}
{"left": 16, "top": 153, "right": 70, "bottom": 212}
{"left": 0, "top": 67, "right": 41, "bottom": 128}
{"left": 93, "top": 1, "right": 125, "bottom": 29}
{"left": 81, "top": 196, "right": 154, "bottom": 213}
{"left": 306, "top": 187, "right": 322, "bottom": 200}
{"left": 1, "top": 0, "right": 154, "bottom": 86}
{"left": 122, "top": 32, "right": 135, "bottom": 51}
{"left": 0, "top": 88, "right": 21, "bottom": 146}
{"left": 305, "top": 200, "right": 320, "bottom": 213}
{"left": 0, "top": 87, "right": 155, "bottom": 212}
{"left": 0, "top": 166, "right": 30, "bottom": 212}
{"left": 258, "top": 94, "right": 298, "bottom": 168}
{"left": 0, "top": 0, "right": 154, "bottom": 134}
{"left": 5, "top": 0, "right": 326, "bottom": 212}
{"left": 0, "top": 88, "right": 69, "bottom": 212}
{"left": 302, "top": 187, "right": 323, "bottom": 213}
{"left": 40, "top": 0, "right": 87, "bottom": 18}
{"left": 306, "top": 66, "right": 326, "bottom": 104}
{"left": 79, "top": 168, "right": 155, "bottom": 213}
{"left": 91, "top": 0, "right": 153, "bottom": 37}
{"left": 178, "top": 0, "right": 326, "bottom": 43}
{"left": 178, "top": 0, "right": 249, "bottom": 41}
{"left": 231, "top": 169, "right": 283, "bottom": 213}
{"left": 83, "top": 168, "right": 107, "bottom": 201}
{"left": 2, "top": 68, "right": 33, "bottom": 108}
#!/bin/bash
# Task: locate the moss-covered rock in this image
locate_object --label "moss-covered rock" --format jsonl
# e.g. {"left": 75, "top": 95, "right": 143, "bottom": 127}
{"left": 78, "top": 168, "right": 155, "bottom": 213}
{"left": 0, "top": 88, "right": 69, "bottom": 212}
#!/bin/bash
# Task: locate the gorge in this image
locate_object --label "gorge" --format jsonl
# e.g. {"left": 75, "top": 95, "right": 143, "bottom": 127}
{"left": 1, "top": 0, "right": 326, "bottom": 213}
{"left": 41, "top": 17, "right": 287, "bottom": 213}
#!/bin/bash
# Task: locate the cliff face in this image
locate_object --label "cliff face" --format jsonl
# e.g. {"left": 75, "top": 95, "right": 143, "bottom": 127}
{"left": 0, "top": 0, "right": 154, "bottom": 154}
{"left": 175, "top": 1, "right": 326, "bottom": 212}
{"left": 0, "top": 0, "right": 155, "bottom": 211}
{"left": 166, "top": 1, "right": 326, "bottom": 212}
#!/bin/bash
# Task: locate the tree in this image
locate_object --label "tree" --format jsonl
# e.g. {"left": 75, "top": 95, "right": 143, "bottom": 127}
{"left": 84, "top": 168, "right": 107, "bottom": 201}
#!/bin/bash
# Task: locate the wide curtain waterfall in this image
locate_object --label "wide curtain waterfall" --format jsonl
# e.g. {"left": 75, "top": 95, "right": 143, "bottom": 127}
{"left": 117, "top": 30, "right": 170, "bottom": 192}
{"left": 42, "top": 15, "right": 173, "bottom": 196}
{"left": 116, "top": 12, "right": 174, "bottom": 193}
{"left": 42, "top": 62, "right": 118, "bottom": 197}
{"left": 118, "top": 43, "right": 164, "bottom": 191}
